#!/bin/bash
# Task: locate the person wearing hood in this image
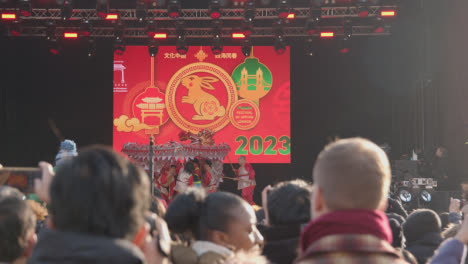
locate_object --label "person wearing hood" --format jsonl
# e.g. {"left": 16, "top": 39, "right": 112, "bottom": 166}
{"left": 403, "top": 209, "right": 443, "bottom": 264}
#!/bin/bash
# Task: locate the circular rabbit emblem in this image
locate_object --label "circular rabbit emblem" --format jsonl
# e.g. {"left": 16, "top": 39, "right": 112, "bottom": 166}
{"left": 166, "top": 63, "right": 238, "bottom": 133}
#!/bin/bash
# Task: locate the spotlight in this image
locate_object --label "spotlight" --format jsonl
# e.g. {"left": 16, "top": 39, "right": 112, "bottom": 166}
{"left": 60, "top": 0, "right": 73, "bottom": 21}
{"left": 343, "top": 21, "right": 352, "bottom": 39}
{"left": 421, "top": 190, "right": 432, "bottom": 202}
{"left": 399, "top": 189, "right": 412, "bottom": 203}
{"left": 136, "top": 0, "right": 147, "bottom": 22}
{"left": 49, "top": 38, "right": 61, "bottom": 55}
{"left": 45, "top": 21, "right": 56, "bottom": 40}
{"left": 80, "top": 19, "right": 92, "bottom": 37}
{"left": 176, "top": 36, "right": 188, "bottom": 55}
{"left": 374, "top": 17, "right": 385, "bottom": 33}
{"left": 96, "top": 0, "right": 109, "bottom": 19}
{"left": 232, "top": 32, "right": 246, "bottom": 39}
{"left": 153, "top": 33, "right": 167, "bottom": 39}
{"left": 209, "top": 0, "right": 221, "bottom": 19}
{"left": 381, "top": 10, "right": 396, "bottom": 17}
{"left": 211, "top": 35, "right": 223, "bottom": 55}
{"left": 356, "top": 0, "right": 369, "bottom": 18}
{"left": 277, "top": 0, "right": 290, "bottom": 19}
{"left": 114, "top": 21, "right": 125, "bottom": 40}
{"left": 114, "top": 38, "right": 125, "bottom": 55}
{"left": 242, "top": 19, "right": 253, "bottom": 36}
{"left": 305, "top": 18, "right": 319, "bottom": 35}
{"left": 87, "top": 38, "right": 96, "bottom": 57}
{"left": 320, "top": 31, "right": 334, "bottom": 38}
{"left": 105, "top": 13, "right": 119, "bottom": 20}
{"left": 339, "top": 37, "right": 350, "bottom": 54}
{"left": 10, "top": 20, "right": 22, "bottom": 36}
{"left": 168, "top": 0, "right": 181, "bottom": 19}
{"left": 148, "top": 39, "right": 158, "bottom": 57}
{"left": 244, "top": 0, "right": 255, "bottom": 21}
{"left": 305, "top": 37, "right": 316, "bottom": 57}
{"left": 274, "top": 36, "right": 286, "bottom": 55}
{"left": 1, "top": 13, "right": 17, "bottom": 20}
{"left": 286, "top": 12, "right": 295, "bottom": 19}
{"left": 63, "top": 32, "right": 78, "bottom": 39}
{"left": 241, "top": 38, "right": 252, "bottom": 57}
{"left": 146, "top": 21, "right": 157, "bottom": 37}
{"left": 18, "top": 0, "right": 32, "bottom": 17}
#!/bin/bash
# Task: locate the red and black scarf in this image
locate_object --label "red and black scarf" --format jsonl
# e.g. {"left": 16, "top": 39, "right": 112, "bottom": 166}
{"left": 299, "top": 210, "right": 393, "bottom": 252}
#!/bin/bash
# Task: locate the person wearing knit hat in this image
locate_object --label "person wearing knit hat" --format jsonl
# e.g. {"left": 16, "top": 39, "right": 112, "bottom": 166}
{"left": 403, "top": 209, "right": 443, "bottom": 264}
{"left": 55, "top": 140, "right": 78, "bottom": 166}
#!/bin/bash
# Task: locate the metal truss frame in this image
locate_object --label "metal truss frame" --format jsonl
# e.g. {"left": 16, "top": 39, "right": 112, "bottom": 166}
{"left": 2, "top": 6, "right": 397, "bottom": 21}
{"left": 10, "top": 25, "right": 391, "bottom": 39}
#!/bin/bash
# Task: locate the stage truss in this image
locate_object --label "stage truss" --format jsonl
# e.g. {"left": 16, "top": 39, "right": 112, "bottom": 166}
{"left": 1, "top": 6, "right": 397, "bottom": 39}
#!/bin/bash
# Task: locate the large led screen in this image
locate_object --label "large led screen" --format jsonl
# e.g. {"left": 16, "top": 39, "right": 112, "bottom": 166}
{"left": 113, "top": 46, "right": 290, "bottom": 163}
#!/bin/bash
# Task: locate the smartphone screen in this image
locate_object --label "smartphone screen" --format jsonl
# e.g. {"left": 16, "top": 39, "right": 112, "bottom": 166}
{"left": 0, "top": 167, "right": 41, "bottom": 194}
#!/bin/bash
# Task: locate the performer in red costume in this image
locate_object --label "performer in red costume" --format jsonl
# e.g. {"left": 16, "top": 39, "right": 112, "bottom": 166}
{"left": 237, "top": 156, "right": 256, "bottom": 205}
{"left": 159, "top": 165, "right": 177, "bottom": 203}
{"left": 203, "top": 159, "right": 216, "bottom": 193}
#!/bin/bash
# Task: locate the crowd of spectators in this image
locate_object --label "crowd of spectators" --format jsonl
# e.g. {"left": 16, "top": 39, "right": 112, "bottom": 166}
{"left": 1, "top": 138, "right": 468, "bottom": 264}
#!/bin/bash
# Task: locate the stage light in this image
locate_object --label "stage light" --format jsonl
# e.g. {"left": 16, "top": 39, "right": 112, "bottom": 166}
{"left": 273, "top": 19, "right": 284, "bottom": 37}
{"left": 305, "top": 37, "right": 316, "bottom": 57}
{"left": 339, "top": 37, "right": 350, "bottom": 54}
{"left": 148, "top": 39, "right": 158, "bottom": 57}
{"left": 209, "top": 0, "right": 221, "bottom": 19}
{"left": 114, "top": 38, "right": 125, "bottom": 55}
{"left": 49, "top": 38, "right": 61, "bottom": 55}
{"left": 18, "top": 0, "right": 32, "bottom": 17}
{"left": 176, "top": 36, "right": 188, "bottom": 55}
{"left": 277, "top": 0, "right": 290, "bottom": 19}
{"left": 241, "top": 38, "right": 252, "bottom": 57}
{"left": 153, "top": 33, "right": 167, "bottom": 39}
{"left": 305, "top": 18, "right": 319, "bottom": 35}
{"left": 168, "top": 0, "right": 181, "bottom": 19}
{"left": 244, "top": 0, "right": 255, "bottom": 21}
{"left": 45, "top": 21, "right": 56, "bottom": 40}
{"left": 421, "top": 190, "right": 432, "bottom": 202}
{"left": 399, "top": 189, "right": 412, "bottom": 203}
{"left": 114, "top": 21, "right": 125, "bottom": 40}
{"left": 381, "top": 10, "right": 396, "bottom": 17}
{"left": 211, "top": 35, "right": 223, "bottom": 55}
{"left": 87, "top": 38, "right": 96, "bottom": 57}
{"left": 10, "top": 20, "right": 22, "bottom": 36}
{"left": 320, "top": 31, "right": 334, "bottom": 38}
{"left": 274, "top": 36, "right": 286, "bottom": 55}
{"left": 343, "top": 21, "right": 352, "bottom": 39}
{"left": 232, "top": 32, "right": 246, "bottom": 39}
{"left": 146, "top": 21, "right": 156, "bottom": 37}
{"left": 241, "top": 19, "right": 253, "bottom": 36}
{"left": 96, "top": 0, "right": 109, "bottom": 19}
{"left": 64, "top": 32, "right": 78, "bottom": 39}
{"left": 105, "top": 13, "right": 119, "bottom": 20}
{"left": 374, "top": 17, "right": 385, "bottom": 33}
{"left": 60, "top": 0, "right": 73, "bottom": 21}
{"left": 80, "top": 19, "right": 92, "bottom": 37}
{"left": 136, "top": 0, "right": 147, "bottom": 22}
{"left": 356, "top": 0, "right": 369, "bottom": 18}
{"left": 1, "top": 13, "right": 17, "bottom": 20}
{"left": 287, "top": 13, "right": 295, "bottom": 19}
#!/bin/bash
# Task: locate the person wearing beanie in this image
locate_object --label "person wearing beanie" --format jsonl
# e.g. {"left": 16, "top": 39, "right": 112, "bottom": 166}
{"left": 403, "top": 209, "right": 443, "bottom": 264}
{"left": 55, "top": 140, "right": 78, "bottom": 166}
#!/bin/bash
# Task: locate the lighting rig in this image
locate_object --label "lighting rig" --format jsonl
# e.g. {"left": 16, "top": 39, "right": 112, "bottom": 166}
{"left": 0, "top": 0, "right": 398, "bottom": 56}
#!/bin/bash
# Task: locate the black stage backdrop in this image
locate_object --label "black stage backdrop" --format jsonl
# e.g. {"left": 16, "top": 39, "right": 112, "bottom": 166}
{"left": 1, "top": 0, "right": 467, "bottom": 203}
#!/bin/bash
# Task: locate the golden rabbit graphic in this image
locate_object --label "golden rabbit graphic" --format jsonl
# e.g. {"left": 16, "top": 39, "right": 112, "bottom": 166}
{"left": 181, "top": 75, "right": 226, "bottom": 120}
